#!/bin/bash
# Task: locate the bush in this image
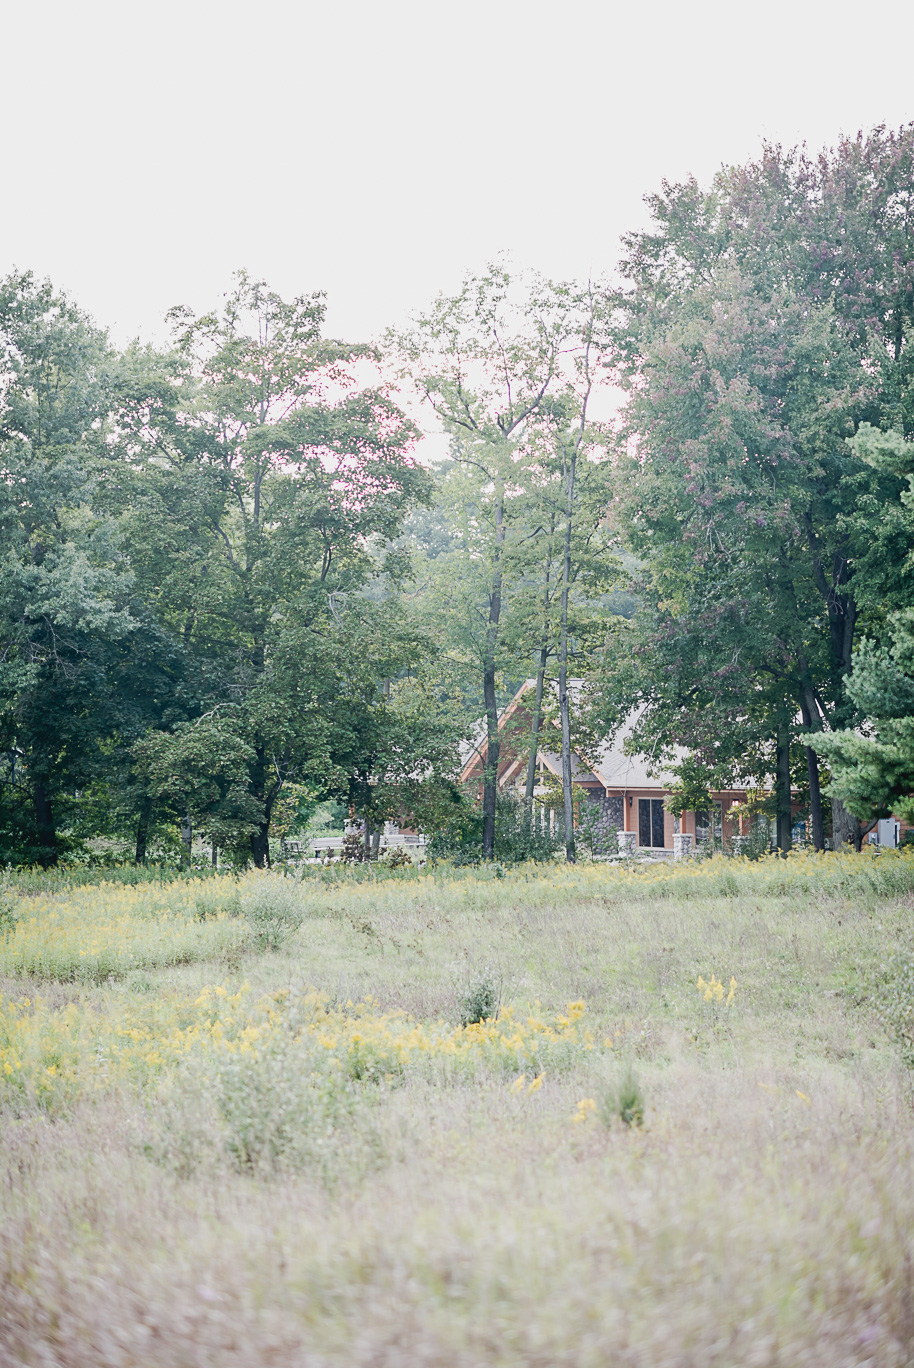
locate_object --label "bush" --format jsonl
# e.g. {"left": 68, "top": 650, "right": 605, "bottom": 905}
{"left": 148, "top": 1031, "right": 383, "bottom": 1184}
{"left": 237, "top": 874, "right": 305, "bottom": 951}
{"left": 456, "top": 971, "right": 501, "bottom": 1026}
{"left": 340, "top": 831, "right": 367, "bottom": 863}
{"left": 427, "top": 790, "right": 561, "bottom": 865}
{"left": 577, "top": 799, "right": 619, "bottom": 860}
{"left": 212, "top": 1038, "right": 359, "bottom": 1173}
{"left": 0, "top": 896, "right": 18, "bottom": 938}
{"left": 599, "top": 1065, "right": 645, "bottom": 1129}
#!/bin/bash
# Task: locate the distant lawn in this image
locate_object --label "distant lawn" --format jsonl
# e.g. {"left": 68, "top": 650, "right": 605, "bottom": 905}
{"left": 2, "top": 852, "right": 914, "bottom": 1366}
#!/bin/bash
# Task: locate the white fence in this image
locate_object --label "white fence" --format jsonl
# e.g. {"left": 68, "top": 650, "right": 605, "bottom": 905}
{"left": 281, "top": 834, "right": 426, "bottom": 861}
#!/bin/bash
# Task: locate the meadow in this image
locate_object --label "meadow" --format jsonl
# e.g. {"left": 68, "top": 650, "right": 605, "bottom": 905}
{"left": 3, "top": 852, "right": 914, "bottom": 1366}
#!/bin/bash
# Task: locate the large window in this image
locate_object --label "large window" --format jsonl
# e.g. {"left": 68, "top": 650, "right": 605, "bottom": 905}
{"left": 695, "top": 802, "right": 723, "bottom": 845}
{"left": 638, "top": 798, "right": 666, "bottom": 848}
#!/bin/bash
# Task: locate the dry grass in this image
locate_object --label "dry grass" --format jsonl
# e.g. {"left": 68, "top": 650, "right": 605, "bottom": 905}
{"left": 2, "top": 853, "right": 914, "bottom": 1366}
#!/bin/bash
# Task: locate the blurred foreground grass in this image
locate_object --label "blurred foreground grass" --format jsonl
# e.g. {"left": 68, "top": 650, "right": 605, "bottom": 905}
{"left": 3, "top": 851, "right": 914, "bottom": 1366}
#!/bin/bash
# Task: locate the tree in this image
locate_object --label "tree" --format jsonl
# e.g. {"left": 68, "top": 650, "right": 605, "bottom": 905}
{"left": 549, "top": 286, "right": 613, "bottom": 863}
{"left": 391, "top": 263, "right": 613, "bottom": 860}
{"left": 133, "top": 711, "right": 261, "bottom": 863}
{"left": 813, "top": 613, "right": 914, "bottom": 824}
{"left": 304, "top": 597, "right": 466, "bottom": 855}
{"left": 120, "top": 273, "right": 431, "bottom": 865}
{"left": 0, "top": 270, "right": 165, "bottom": 865}
{"left": 600, "top": 127, "right": 914, "bottom": 850}
{"left": 812, "top": 425, "right": 914, "bottom": 822}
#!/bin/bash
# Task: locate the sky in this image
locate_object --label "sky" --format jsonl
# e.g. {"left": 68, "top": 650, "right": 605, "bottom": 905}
{"left": 2, "top": 0, "right": 913, "bottom": 364}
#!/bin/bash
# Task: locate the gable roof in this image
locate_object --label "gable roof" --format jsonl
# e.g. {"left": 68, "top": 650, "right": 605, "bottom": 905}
{"left": 459, "top": 680, "right": 677, "bottom": 791}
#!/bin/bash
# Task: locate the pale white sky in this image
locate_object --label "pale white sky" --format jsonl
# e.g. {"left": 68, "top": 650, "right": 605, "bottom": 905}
{"left": 2, "top": 0, "right": 912, "bottom": 358}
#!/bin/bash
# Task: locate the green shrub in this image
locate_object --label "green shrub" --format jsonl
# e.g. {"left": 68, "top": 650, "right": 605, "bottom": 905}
{"left": 427, "top": 790, "right": 561, "bottom": 866}
{"left": 456, "top": 972, "right": 501, "bottom": 1026}
{"left": 212, "top": 1040, "right": 357, "bottom": 1173}
{"left": 599, "top": 1066, "right": 645, "bottom": 1129}
{"left": 340, "top": 831, "right": 367, "bottom": 863}
{"left": 148, "top": 1030, "right": 383, "bottom": 1185}
{"left": 237, "top": 875, "right": 305, "bottom": 951}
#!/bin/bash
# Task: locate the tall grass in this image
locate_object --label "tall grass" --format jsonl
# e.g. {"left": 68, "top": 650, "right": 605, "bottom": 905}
{"left": 0, "top": 878, "right": 252, "bottom": 981}
{"left": 3, "top": 853, "right": 914, "bottom": 1365}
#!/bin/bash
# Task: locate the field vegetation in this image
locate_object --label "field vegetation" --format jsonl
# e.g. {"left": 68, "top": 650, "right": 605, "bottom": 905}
{"left": 3, "top": 853, "right": 914, "bottom": 1365}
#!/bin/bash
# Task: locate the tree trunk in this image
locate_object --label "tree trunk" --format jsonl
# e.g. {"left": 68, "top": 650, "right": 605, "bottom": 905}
{"left": 832, "top": 797, "right": 862, "bottom": 852}
{"left": 805, "top": 748, "right": 825, "bottom": 852}
{"left": 799, "top": 692, "right": 825, "bottom": 852}
{"left": 482, "top": 658, "right": 500, "bottom": 862}
{"left": 524, "top": 646, "right": 549, "bottom": 807}
{"left": 828, "top": 587, "right": 862, "bottom": 851}
{"left": 559, "top": 442, "right": 576, "bottom": 864}
{"left": 775, "top": 715, "right": 792, "bottom": 854}
{"left": 33, "top": 778, "right": 58, "bottom": 868}
{"left": 482, "top": 478, "right": 506, "bottom": 861}
{"left": 135, "top": 794, "right": 153, "bottom": 864}
{"left": 371, "top": 826, "right": 382, "bottom": 861}
{"left": 251, "top": 821, "right": 270, "bottom": 869}
{"left": 180, "top": 815, "right": 193, "bottom": 868}
{"left": 364, "top": 811, "right": 372, "bottom": 862}
{"left": 525, "top": 519, "right": 556, "bottom": 820}
{"left": 248, "top": 744, "right": 273, "bottom": 869}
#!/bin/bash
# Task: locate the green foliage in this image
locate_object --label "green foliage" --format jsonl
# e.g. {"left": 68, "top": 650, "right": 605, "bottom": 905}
{"left": 599, "top": 1066, "right": 645, "bottom": 1129}
{"left": 340, "top": 832, "right": 367, "bottom": 864}
{"left": 120, "top": 273, "right": 436, "bottom": 867}
{"left": 575, "top": 796, "right": 619, "bottom": 860}
{"left": 812, "top": 415, "right": 914, "bottom": 822}
{"left": 0, "top": 896, "right": 18, "bottom": 938}
{"left": 814, "top": 612, "right": 914, "bottom": 823}
{"left": 390, "top": 264, "right": 619, "bottom": 862}
{"left": 0, "top": 271, "right": 168, "bottom": 866}
{"left": 5, "top": 129, "right": 914, "bottom": 872}
{"left": 133, "top": 712, "right": 262, "bottom": 853}
{"left": 0, "top": 268, "right": 461, "bottom": 869}
{"left": 662, "top": 756, "right": 719, "bottom": 821}
{"left": 456, "top": 972, "right": 501, "bottom": 1026}
{"left": 536, "top": 777, "right": 619, "bottom": 859}
{"left": 426, "top": 789, "right": 561, "bottom": 865}
{"left": 873, "top": 949, "right": 914, "bottom": 1067}
{"left": 151, "top": 1034, "right": 380, "bottom": 1184}
{"left": 211, "top": 1040, "right": 365, "bottom": 1176}
{"left": 237, "top": 876, "right": 306, "bottom": 951}
{"left": 593, "top": 126, "right": 914, "bottom": 850}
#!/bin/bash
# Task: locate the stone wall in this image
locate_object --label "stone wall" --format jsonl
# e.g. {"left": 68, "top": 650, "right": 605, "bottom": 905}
{"left": 583, "top": 790, "right": 624, "bottom": 855}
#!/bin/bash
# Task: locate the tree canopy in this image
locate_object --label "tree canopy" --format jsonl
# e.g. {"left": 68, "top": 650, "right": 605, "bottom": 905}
{"left": 3, "top": 124, "right": 914, "bottom": 866}
{"left": 592, "top": 124, "right": 914, "bottom": 850}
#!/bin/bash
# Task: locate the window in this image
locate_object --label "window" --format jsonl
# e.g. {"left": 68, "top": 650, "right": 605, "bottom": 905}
{"left": 695, "top": 802, "right": 723, "bottom": 845}
{"left": 638, "top": 798, "right": 666, "bottom": 848}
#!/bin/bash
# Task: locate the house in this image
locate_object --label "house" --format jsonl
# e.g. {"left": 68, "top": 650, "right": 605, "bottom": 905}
{"left": 459, "top": 681, "right": 759, "bottom": 855}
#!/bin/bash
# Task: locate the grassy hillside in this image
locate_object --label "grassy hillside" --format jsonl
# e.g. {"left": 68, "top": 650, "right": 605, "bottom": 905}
{"left": 2, "top": 853, "right": 914, "bottom": 1366}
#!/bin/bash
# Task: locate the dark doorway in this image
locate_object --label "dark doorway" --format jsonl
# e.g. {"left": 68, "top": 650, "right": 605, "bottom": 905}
{"left": 638, "top": 798, "right": 666, "bottom": 848}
